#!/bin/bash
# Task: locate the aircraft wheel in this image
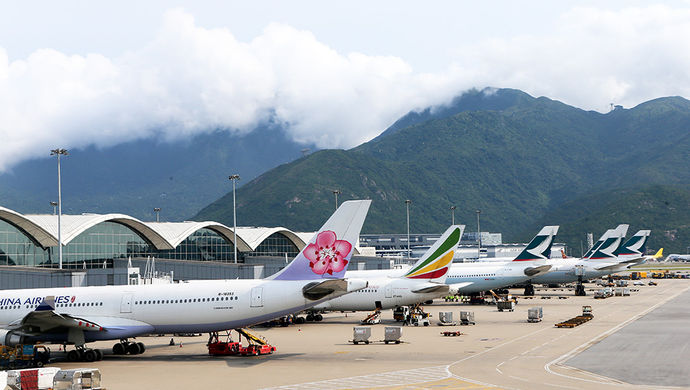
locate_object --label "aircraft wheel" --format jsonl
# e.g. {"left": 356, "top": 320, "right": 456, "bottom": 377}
{"left": 112, "top": 343, "right": 126, "bottom": 355}
{"left": 84, "top": 349, "right": 97, "bottom": 362}
{"left": 126, "top": 342, "right": 142, "bottom": 355}
{"left": 136, "top": 342, "right": 146, "bottom": 354}
{"left": 67, "top": 350, "right": 80, "bottom": 362}
{"left": 306, "top": 313, "right": 314, "bottom": 321}
{"left": 314, "top": 314, "right": 323, "bottom": 321}
{"left": 94, "top": 349, "right": 103, "bottom": 361}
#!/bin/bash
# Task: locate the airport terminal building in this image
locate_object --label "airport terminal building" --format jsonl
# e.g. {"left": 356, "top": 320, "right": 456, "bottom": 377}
{"left": 0, "top": 206, "right": 391, "bottom": 289}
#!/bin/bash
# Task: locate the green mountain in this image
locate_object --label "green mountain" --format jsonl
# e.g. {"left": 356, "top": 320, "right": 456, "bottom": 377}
{"left": 194, "top": 88, "right": 690, "bottom": 253}
{"left": 531, "top": 186, "right": 690, "bottom": 255}
{"left": 0, "top": 125, "right": 314, "bottom": 221}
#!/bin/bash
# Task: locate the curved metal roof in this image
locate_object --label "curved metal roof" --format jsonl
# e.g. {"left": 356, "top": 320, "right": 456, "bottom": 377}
{"left": 18, "top": 213, "right": 174, "bottom": 250}
{"left": 235, "top": 227, "right": 308, "bottom": 251}
{"left": 146, "top": 222, "right": 252, "bottom": 252}
{"left": 0, "top": 206, "right": 58, "bottom": 248}
{"left": 0, "top": 206, "right": 312, "bottom": 254}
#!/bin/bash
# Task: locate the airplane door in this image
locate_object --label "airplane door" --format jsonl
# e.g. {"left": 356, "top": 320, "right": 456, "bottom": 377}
{"left": 385, "top": 285, "right": 393, "bottom": 298}
{"left": 120, "top": 293, "right": 133, "bottom": 313}
{"left": 250, "top": 287, "right": 264, "bottom": 307}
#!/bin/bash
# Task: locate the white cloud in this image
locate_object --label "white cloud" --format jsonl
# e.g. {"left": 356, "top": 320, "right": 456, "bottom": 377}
{"left": 2, "top": 5, "right": 690, "bottom": 171}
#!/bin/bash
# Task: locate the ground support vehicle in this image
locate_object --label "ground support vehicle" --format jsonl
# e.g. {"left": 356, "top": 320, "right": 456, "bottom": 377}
{"left": 0, "top": 345, "right": 51, "bottom": 370}
{"left": 207, "top": 329, "right": 276, "bottom": 356}
{"left": 361, "top": 310, "right": 381, "bottom": 325}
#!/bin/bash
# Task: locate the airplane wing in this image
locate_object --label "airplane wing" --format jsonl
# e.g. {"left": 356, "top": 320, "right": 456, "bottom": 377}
{"left": 411, "top": 284, "right": 450, "bottom": 294}
{"left": 7, "top": 296, "right": 105, "bottom": 336}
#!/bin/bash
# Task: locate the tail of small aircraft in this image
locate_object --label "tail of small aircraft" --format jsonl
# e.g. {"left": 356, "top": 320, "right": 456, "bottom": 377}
{"left": 270, "top": 200, "right": 371, "bottom": 281}
{"left": 512, "top": 226, "right": 560, "bottom": 261}
{"left": 403, "top": 225, "right": 464, "bottom": 283}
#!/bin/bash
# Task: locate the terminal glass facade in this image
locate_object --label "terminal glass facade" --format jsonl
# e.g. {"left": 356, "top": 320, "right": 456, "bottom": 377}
{"left": 154, "top": 228, "right": 236, "bottom": 262}
{"left": 0, "top": 220, "right": 239, "bottom": 269}
{"left": 248, "top": 232, "right": 299, "bottom": 258}
{"left": 0, "top": 219, "right": 51, "bottom": 267}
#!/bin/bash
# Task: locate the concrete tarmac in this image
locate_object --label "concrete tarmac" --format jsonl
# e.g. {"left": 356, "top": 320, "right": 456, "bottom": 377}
{"left": 53, "top": 279, "right": 689, "bottom": 389}
{"left": 567, "top": 286, "right": 690, "bottom": 387}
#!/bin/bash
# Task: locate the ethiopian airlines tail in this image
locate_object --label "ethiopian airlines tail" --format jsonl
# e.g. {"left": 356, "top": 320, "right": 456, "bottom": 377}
{"left": 403, "top": 225, "right": 464, "bottom": 284}
{"left": 270, "top": 199, "right": 371, "bottom": 281}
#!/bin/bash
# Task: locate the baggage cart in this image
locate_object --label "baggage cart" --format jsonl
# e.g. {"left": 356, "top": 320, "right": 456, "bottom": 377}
{"left": 384, "top": 327, "right": 402, "bottom": 344}
{"left": 460, "top": 311, "right": 475, "bottom": 325}
{"left": 528, "top": 307, "right": 543, "bottom": 322}
{"left": 438, "top": 312, "right": 457, "bottom": 326}
{"left": 352, "top": 327, "right": 372, "bottom": 345}
{"left": 497, "top": 301, "right": 515, "bottom": 312}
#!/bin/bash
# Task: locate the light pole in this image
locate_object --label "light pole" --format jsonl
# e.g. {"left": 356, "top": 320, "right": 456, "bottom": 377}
{"left": 153, "top": 208, "right": 161, "bottom": 222}
{"left": 50, "top": 201, "right": 58, "bottom": 216}
{"left": 332, "top": 189, "right": 341, "bottom": 210}
{"left": 476, "top": 209, "right": 481, "bottom": 259}
{"left": 450, "top": 205, "right": 456, "bottom": 225}
{"left": 51, "top": 148, "right": 68, "bottom": 269}
{"left": 229, "top": 174, "right": 241, "bottom": 263}
{"left": 405, "top": 200, "right": 412, "bottom": 258}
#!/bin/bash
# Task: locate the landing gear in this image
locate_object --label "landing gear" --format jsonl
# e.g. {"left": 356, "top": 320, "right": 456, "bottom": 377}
{"left": 575, "top": 276, "right": 587, "bottom": 296}
{"left": 112, "top": 339, "right": 146, "bottom": 355}
{"left": 304, "top": 312, "right": 323, "bottom": 322}
{"left": 524, "top": 283, "right": 535, "bottom": 296}
{"left": 67, "top": 346, "right": 104, "bottom": 362}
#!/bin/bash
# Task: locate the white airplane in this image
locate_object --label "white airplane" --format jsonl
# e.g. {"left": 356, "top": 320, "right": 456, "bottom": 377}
{"left": 314, "top": 225, "right": 464, "bottom": 312}
{"left": 666, "top": 254, "right": 690, "bottom": 262}
{"left": 529, "top": 225, "right": 661, "bottom": 287}
{"left": 0, "top": 200, "right": 371, "bottom": 362}
{"left": 443, "top": 226, "right": 560, "bottom": 295}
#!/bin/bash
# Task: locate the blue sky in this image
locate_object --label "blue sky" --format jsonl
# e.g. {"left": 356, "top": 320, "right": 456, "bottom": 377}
{"left": 1, "top": 1, "right": 689, "bottom": 170}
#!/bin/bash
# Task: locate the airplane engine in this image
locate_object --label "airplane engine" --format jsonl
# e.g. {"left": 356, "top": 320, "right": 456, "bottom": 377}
{"left": 0, "top": 329, "right": 25, "bottom": 346}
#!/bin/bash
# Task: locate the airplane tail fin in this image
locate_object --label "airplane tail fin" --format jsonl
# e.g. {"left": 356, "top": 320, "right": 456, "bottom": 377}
{"left": 613, "top": 230, "right": 651, "bottom": 256}
{"left": 403, "top": 225, "right": 464, "bottom": 283}
{"left": 654, "top": 248, "right": 664, "bottom": 259}
{"left": 587, "top": 224, "right": 629, "bottom": 260}
{"left": 512, "top": 226, "right": 559, "bottom": 261}
{"left": 270, "top": 200, "right": 371, "bottom": 281}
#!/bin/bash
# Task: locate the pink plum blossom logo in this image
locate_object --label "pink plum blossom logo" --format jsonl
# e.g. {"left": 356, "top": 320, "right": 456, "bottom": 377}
{"left": 304, "top": 230, "right": 353, "bottom": 275}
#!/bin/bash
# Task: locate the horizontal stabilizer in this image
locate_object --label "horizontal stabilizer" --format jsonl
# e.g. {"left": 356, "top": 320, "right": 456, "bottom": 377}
{"left": 447, "top": 282, "right": 474, "bottom": 294}
{"left": 524, "top": 264, "right": 552, "bottom": 277}
{"left": 302, "top": 278, "right": 367, "bottom": 300}
{"left": 411, "top": 284, "right": 450, "bottom": 294}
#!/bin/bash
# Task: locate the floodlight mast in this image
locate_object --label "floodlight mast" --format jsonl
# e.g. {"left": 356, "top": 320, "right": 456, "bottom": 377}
{"left": 229, "top": 174, "right": 241, "bottom": 263}
{"left": 405, "top": 200, "right": 412, "bottom": 258}
{"left": 50, "top": 148, "right": 68, "bottom": 269}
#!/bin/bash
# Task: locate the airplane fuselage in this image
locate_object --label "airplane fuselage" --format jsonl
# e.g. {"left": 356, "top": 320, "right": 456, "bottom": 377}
{"left": 314, "top": 276, "right": 444, "bottom": 311}
{"left": 0, "top": 279, "right": 356, "bottom": 344}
